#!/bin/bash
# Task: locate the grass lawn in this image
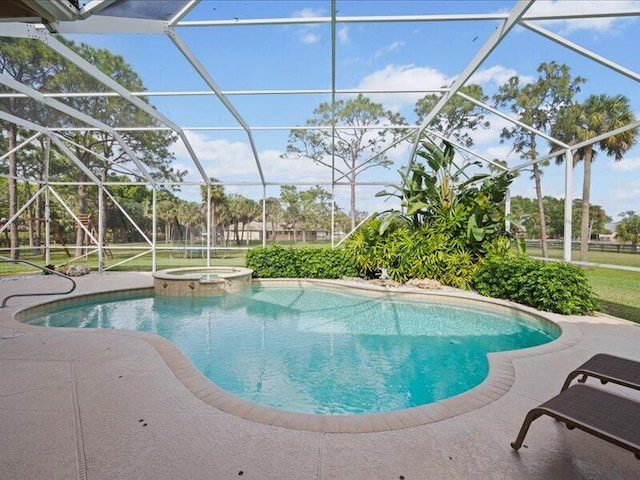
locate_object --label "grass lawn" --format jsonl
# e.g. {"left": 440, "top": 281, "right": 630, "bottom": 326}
{"left": 526, "top": 247, "right": 640, "bottom": 268}
{"left": 584, "top": 268, "right": 640, "bottom": 323}
{"left": 0, "top": 241, "right": 333, "bottom": 276}
{"left": 526, "top": 248, "right": 640, "bottom": 323}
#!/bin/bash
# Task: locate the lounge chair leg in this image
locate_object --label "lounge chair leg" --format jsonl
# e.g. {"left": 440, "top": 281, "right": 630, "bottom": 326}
{"left": 511, "top": 409, "right": 544, "bottom": 451}
{"left": 562, "top": 372, "right": 582, "bottom": 392}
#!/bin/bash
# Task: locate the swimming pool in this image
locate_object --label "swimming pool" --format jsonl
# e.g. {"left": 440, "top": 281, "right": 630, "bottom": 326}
{"left": 27, "top": 285, "right": 558, "bottom": 415}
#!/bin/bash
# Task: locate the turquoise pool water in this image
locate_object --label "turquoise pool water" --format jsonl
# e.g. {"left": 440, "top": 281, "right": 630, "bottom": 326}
{"left": 30, "top": 286, "right": 558, "bottom": 415}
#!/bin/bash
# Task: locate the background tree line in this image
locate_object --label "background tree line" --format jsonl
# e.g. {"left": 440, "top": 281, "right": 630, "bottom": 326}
{"left": 1, "top": 37, "right": 638, "bottom": 260}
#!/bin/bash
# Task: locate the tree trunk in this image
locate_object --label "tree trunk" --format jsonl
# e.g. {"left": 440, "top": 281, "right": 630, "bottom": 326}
{"left": 580, "top": 147, "right": 593, "bottom": 263}
{"left": 35, "top": 176, "right": 42, "bottom": 256}
{"left": 532, "top": 163, "right": 548, "bottom": 258}
{"left": 211, "top": 203, "right": 217, "bottom": 249}
{"left": 25, "top": 181, "right": 36, "bottom": 250}
{"left": 350, "top": 171, "right": 357, "bottom": 231}
{"left": 100, "top": 168, "right": 107, "bottom": 246}
{"left": 8, "top": 125, "right": 19, "bottom": 260}
{"left": 75, "top": 174, "right": 88, "bottom": 256}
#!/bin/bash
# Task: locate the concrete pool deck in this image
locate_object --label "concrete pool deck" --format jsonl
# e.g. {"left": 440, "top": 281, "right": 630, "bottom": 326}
{"left": 0, "top": 272, "right": 639, "bottom": 479}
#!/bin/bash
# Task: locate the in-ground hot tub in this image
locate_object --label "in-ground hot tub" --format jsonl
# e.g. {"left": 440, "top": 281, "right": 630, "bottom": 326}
{"left": 152, "top": 267, "right": 253, "bottom": 296}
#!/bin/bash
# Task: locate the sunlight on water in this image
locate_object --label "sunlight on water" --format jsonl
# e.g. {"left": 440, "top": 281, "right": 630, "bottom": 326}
{"left": 32, "top": 286, "right": 558, "bottom": 415}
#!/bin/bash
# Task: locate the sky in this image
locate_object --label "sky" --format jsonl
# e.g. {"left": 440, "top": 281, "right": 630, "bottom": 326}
{"left": 62, "top": 0, "right": 640, "bottom": 221}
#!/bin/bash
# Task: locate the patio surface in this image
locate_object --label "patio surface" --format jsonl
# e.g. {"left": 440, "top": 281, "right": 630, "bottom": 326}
{"left": 0, "top": 272, "right": 639, "bottom": 479}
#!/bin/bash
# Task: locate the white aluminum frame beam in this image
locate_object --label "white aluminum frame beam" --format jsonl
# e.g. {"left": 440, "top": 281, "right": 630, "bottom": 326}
{"left": 563, "top": 148, "right": 573, "bottom": 263}
{"left": 38, "top": 8, "right": 640, "bottom": 33}
{"left": 422, "top": 128, "right": 509, "bottom": 172}
{"left": 50, "top": 132, "right": 144, "bottom": 180}
{"left": 29, "top": 27, "right": 209, "bottom": 184}
{"left": 47, "top": 134, "right": 103, "bottom": 185}
{"left": 48, "top": 125, "right": 416, "bottom": 132}
{"left": 176, "top": 9, "right": 640, "bottom": 28}
{"left": 456, "top": 91, "right": 571, "bottom": 149}
{"left": 0, "top": 72, "right": 157, "bottom": 186}
{"left": 0, "top": 112, "right": 103, "bottom": 186}
{"left": 169, "top": 0, "right": 200, "bottom": 26}
{"left": 521, "top": 21, "right": 640, "bottom": 84}
{"left": 0, "top": 88, "right": 448, "bottom": 99}
{"left": 0, "top": 131, "right": 42, "bottom": 163}
{"left": 0, "top": 186, "right": 45, "bottom": 235}
{"left": 78, "top": 0, "right": 117, "bottom": 18}
{"left": 407, "top": 0, "right": 535, "bottom": 171}
{"left": 330, "top": 0, "right": 338, "bottom": 246}
{"left": 48, "top": 186, "right": 99, "bottom": 245}
{"left": 167, "top": 28, "right": 266, "bottom": 185}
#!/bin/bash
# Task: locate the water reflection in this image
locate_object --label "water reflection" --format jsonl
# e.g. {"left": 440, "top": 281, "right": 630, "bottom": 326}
{"left": 33, "top": 286, "right": 557, "bottom": 414}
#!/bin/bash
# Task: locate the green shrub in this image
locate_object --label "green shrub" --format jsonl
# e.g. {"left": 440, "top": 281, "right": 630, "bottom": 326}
{"left": 474, "top": 256, "right": 599, "bottom": 315}
{"left": 342, "top": 220, "right": 515, "bottom": 289}
{"left": 246, "top": 245, "right": 359, "bottom": 279}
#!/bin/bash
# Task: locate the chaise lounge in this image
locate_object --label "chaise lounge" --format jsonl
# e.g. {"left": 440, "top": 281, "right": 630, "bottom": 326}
{"left": 560, "top": 353, "right": 640, "bottom": 392}
{"left": 511, "top": 354, "right": 640, "bottom": 459}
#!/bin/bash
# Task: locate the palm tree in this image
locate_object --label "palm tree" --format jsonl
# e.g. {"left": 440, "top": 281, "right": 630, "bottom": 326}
{"left": 552, "top": 94, "right": 637, "bottom": 262}
{"left": 494, "top": 63, "right": 584, "bottom": 258}
{"left": 176, "top": 201, "right": 204, "bottom": 257}
{"left": 264, "top": 197, "right": 283, "bottom": 242}
{"left": 156, "top": 198, "right": 176, "bottom": 244}
{"left": 200, "top": 178, "right": 225, "bottom": 248}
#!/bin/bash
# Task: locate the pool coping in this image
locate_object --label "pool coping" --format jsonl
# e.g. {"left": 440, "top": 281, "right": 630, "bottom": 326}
{"left": 11, "top": 278, "right": 582, "bottom": 434}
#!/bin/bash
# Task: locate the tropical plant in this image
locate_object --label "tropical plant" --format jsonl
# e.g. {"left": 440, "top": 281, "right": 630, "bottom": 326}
{"left": 552, "top": 94, "right": 638, "bottom": 262}
{"left": 376, "top": 138, "right": 515, "bottom": 249}
{"left": 344, "top": 139, "right": 517, "bottom": 288}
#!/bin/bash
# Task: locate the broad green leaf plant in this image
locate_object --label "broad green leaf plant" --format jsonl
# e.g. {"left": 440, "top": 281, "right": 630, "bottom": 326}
{"left": 345, "top": 137, "right": 517, "bottom": 288}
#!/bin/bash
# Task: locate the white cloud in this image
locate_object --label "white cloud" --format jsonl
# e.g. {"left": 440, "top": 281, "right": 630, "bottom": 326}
{"left": 609, "top": 156, "right": 640, "bottom": 172}
{"left": 172, "top": 132, "right": 330, "bottom": 183}
{"left": 292, "top": 8, "right": 323, "bottom": 18}
{"left": 527, "top": 0, "right": 639, "bottom": 35}
{"left": 470, "top": 65, "right": 534, "bottom": 86}
{"left": 355, "top": 63, "right": 535, "bottom": 112}
{"left": 292, "top": 8, "right": 324, "bottom": 44}
{"left": 469, "top": 116, "right": 512, "bottom": 147}
{"left": 356, "top": 64, "right": 452, "bottom": 111}
{"left": 338, "top": 26, "right": 349, "bottom": 44}
{"left": 374, "top": 41, "right": 405, "bottom": 59}
{"left": 301, "top": 33, "right": 320, "bottom": 44}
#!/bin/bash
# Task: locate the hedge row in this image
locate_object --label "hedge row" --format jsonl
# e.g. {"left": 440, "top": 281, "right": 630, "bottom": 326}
{"left": 473, "top": 256, "right": 598, "bottom": 315}
{"left": 246, "top": 246, "right": 599, "bottom": 315}
{"left": 245, "top": 245, "right": 359, "bottom": 279}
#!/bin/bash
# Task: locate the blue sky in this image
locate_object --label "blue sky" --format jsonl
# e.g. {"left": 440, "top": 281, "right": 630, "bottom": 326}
{"left": 66, "top": 0, "right": 640, "bottom": 220}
